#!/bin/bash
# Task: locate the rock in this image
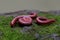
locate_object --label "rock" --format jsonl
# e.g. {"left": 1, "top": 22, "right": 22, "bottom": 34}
{"left": 51, "top": 33, "right": 60, "bottom": 40}
{"left": 0, "top": 10, "right": 40, "bottom": 17}
{"left": 0, "top": 31, "right": 3, "bottom": 36}
{"left": 20, "top": 26, "right": 32, "bottom": 34}
{"left": 34, "top": 33, "right": 40, "bottom": 39}
{"left": 48, "top": 10, "right": 60, "bottom": 15}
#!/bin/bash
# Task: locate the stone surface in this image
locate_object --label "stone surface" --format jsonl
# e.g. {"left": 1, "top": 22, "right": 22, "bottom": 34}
{"left": 0, "top": 31, "right": 3, "bottom": 36}
{"left": 0, "top": 10, "right": 60, "bottom": 17}
{"left": 20, "top": 26, "right": 32, "bottom": 34}
{"left": 0, "top": 10, "right": 40, "bottom": 17}
{"left": 48, "top": 10, "right": 60, "bottom": 15}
